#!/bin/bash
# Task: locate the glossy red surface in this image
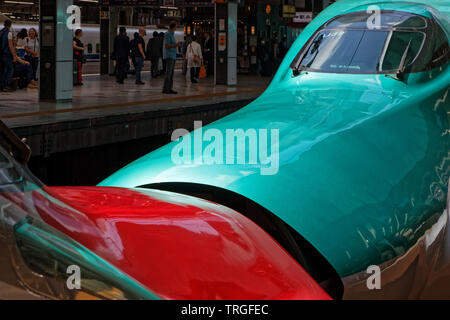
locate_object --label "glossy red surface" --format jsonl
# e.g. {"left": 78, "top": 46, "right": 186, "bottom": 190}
{"left": 33, "top": 186, "right": 330, "bottom": 300}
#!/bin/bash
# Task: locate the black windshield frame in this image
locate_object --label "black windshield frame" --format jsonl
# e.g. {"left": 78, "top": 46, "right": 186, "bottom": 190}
{"left": 291, "top": 10, "right": 432, "bottom": 75}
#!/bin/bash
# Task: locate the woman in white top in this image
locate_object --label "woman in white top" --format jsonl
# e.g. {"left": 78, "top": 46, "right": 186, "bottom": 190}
{"left": 24, "top": 28, "right": 39, "bottom": 81}
{"left": 186, "top": 35, "right": 203, "bottom": 83}
{"left": 16, "top": 28, "right": 28, "bottom": 58}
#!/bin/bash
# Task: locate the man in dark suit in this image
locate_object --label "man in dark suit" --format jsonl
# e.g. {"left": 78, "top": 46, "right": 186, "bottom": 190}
{"left": 114, "top": 26, "right": 130, "bottom": 84}
{"left": 146, "top": 31, "right": 162, "bottom": 78}
{"left": 203, "top": 32, "right": 214, "bottom": 77}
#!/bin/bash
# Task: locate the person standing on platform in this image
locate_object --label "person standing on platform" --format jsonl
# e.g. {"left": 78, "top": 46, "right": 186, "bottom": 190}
{"left": 146, "top": 31, "right": 161, "bottom": 78}
{"left": 0, "top": 20, "right": 16, "bottom": 92}
{"left": 114, "top": 26, "right": 130, "bottom": 84}
{"left": 256, "top": 37, "right": 266, "bottom": 75}
{"left": 162, "top": 21, "right": 181, "bottom": 94}
{"left": 159, "top": 32, "right": 166, "bottom": 75}
{"left": 16, "top": 28, "right": 27, "bottom": 59}
{"left": 186, "top": 35, "right": 202, "bottom": 84}
{"left": 131, "top": 28, "right": 146, "bottom": 85}
{"left": 203, "top": 31, "right": 214, "bottom": 77}
{"left": 181, "top": 36, "right": 190, "bottom": 76}
{"left": 73, "top": 29, "right": 86, "bottom": 86}
{"left": 279, "top": 36, "right": 288, "bottom": 61}
{"left": 24, "top": 28, "right": 39, "bottom": 81}
{"left": 271, "top": 31, "right": 279, "bottom": 64}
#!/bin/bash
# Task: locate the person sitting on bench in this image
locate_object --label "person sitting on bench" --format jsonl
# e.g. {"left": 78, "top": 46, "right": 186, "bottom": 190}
{"left": 12, "top": 36, "right": 37, "bottom": 89}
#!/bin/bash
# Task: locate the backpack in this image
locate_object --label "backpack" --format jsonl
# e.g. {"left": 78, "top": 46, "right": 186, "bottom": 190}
{"left": 130, "top": 39, "right": 139, "bottom": 57}
{"left": 131, "top": 37, "right": 144, "bottom": 58}
{"left": 0, "top": 28, "right": 7, "bottom": 56}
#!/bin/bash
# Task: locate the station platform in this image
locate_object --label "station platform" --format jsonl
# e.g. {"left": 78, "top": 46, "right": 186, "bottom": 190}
{"left": 0, "top": 73, "right": 269, "bottom": 157}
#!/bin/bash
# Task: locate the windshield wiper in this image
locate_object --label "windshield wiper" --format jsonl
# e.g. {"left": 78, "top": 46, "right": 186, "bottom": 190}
{"left": 292, "top": 64, "right": 307, "bottom": 76}
{"left": 397, "top": 38, "right": 412, "bottom": 81}
{"left": 386, "top": 39, "right": 412, "bottom": 82}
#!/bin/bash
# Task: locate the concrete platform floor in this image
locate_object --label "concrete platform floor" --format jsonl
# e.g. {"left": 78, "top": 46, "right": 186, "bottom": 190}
{"left": 0, "top": 72, "right": 270, "bottom": 128}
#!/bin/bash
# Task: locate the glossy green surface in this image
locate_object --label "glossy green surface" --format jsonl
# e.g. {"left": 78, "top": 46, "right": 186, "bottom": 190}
{"left": 101, "top": 0, "right": 450, "bottom": 277}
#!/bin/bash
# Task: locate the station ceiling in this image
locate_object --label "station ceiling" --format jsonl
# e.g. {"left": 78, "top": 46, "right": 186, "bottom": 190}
{"left": 0, "top": 0, "right": 99, "bottom": 21}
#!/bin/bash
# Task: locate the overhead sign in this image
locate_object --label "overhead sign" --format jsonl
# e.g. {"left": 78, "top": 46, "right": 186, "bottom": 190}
{"left": 178, "top": 0, "right": 214, "bottom": 6}
{"left": 100, "top": 0, "right": 214, "bottom": 6}
{"left": 293, "top": 11, "right": 313, "bottom": 23}
{"left": 100, "top": 0, "right": 162, "bottom": 5}
{"left": 283, "top": 5, "right": 295, "bottom": 18}
{"left": 100, "top": 10, "right": 110, "bottom": 20}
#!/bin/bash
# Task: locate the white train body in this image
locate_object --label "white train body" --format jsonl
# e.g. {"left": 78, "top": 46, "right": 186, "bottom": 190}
{"left": 0, "top": 13, "right": 185, "bottom": 61}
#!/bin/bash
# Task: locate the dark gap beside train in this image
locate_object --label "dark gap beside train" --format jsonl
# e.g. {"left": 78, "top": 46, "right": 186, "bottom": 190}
{"left": 28, "top": 134, "right": 170, "bottom": 186}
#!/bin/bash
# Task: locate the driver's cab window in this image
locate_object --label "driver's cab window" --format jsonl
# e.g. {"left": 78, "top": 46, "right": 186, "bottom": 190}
{"left": 292, "top": 10, "right": 433, "bottom": 74}
{"left": 382, "top": 31, "right": 425, "bottom": 71}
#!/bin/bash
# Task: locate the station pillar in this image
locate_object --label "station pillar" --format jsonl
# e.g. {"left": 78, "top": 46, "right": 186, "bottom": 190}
{"left": 215, "top": 0, "right": 237, "bottom": 86}
{"left": 39, "top": 0, "right": 73, "bottom": 102}
{"left": 100, "top": 6, "right": 119, "bottom": 75}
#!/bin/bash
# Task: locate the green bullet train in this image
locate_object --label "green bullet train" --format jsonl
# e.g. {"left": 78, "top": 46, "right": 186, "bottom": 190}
{"left": 100, "top": 0, "right": 450, "bottom": 299}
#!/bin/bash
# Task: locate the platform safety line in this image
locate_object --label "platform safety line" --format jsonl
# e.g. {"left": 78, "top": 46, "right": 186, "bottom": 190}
{"left": 0, "top": 88, "right": 264, "bottom": 119}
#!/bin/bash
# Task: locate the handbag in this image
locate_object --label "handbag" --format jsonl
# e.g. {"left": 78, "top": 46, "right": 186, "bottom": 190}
{"left": 199, "top": 62, "right": 207, "bottom": 79}
{"left": 189, "top": 44, "right": 200, "bottom": 64}
{"left": 24, "top": 38, "right": 38, "bottom": 61}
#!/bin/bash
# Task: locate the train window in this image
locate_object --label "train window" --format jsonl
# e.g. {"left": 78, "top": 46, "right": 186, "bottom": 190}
{"left": 87, "top": 43, "right": 92, "bottom": 54}
{"left": 325, "top": 11, "right": 427, "bottom": 30}
{"left": 381, "top": 31, "right": 425, "bottom": 71}
{"left": 426, "top": 22, "right": 450, "bottom": 70}
{"left": 292, "top": 11, "right": 429, "bottom": 74}
{"left": 299, "top": 29, "right": 388, "bottom": 73}
{"left": 96, "top": 43, "right": 100, "bottom": 53}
